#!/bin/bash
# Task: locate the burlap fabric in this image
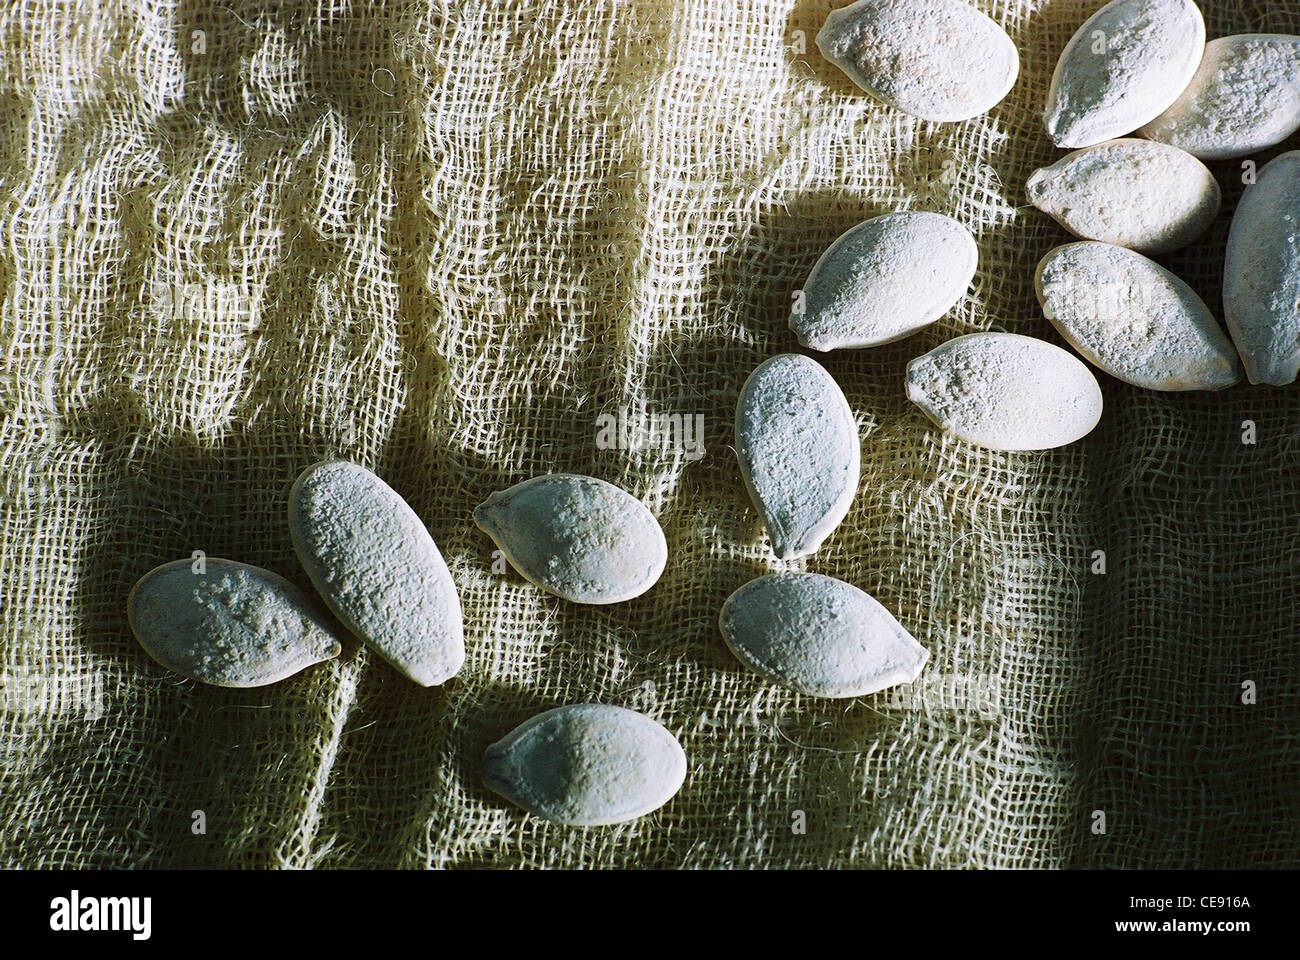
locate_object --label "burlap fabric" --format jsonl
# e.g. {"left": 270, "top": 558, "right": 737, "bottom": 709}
{"left": 2, "top": 0, "right": 1297, "bottom": 869}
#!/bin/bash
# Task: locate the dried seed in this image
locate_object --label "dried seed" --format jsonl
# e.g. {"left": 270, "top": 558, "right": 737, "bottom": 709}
{"left": 1044, "top": 0, "right": 1205, "bottom": 148}
{"left": 816, "top": 0, "right": 1019, "bottom": 122}
{"left": 1025, "top": 139, "right": 1220, "bottom": 255}
{"left": 719, "top": 573, "right": 929, "bottom": 698}
{"left": 1035, "top": 241, "right": 1239, "bottom": 390}
{"left": 790, "top": 212, "right": 977, "bottom": 350}
{"left": 1140, "top": 34, "right": 1300, "bottom": 161}
{"left": 906, "top": 333, "right": 1103, "bottom": 450}
{"left": 483, "top": 704, "right": 686, "bottom": 826}
{"left": 735, "top": 354, "right": 859, "bottom": 561}
{"left": 289, "top": 460, "right": 465, "bottom": 687}
{"left": 1223, "top": 151, "right": 1300, "bottom": 386}
{"left": 127, "top": 558, "right": 343, "bottom": 688}
{"left": 474, "top": 474, "right": 667, "bottom": 604}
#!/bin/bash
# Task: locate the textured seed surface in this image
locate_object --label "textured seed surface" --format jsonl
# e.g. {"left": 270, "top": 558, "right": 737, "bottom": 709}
{"left": 482, "top": 704, "right": 686, "bottom": 826}
{"left": 1036, "top": 242, "right": 1239, "bottom": 391}
{"left": 906, "top": 333, "right": 1103, "bottom": 451}
{"left": 1025, "top": 139, "right": 1220, "bottom": 254}
{"left": 127, "top": 558, "right": 343, "bottom": 687}
{"left": 790, "top": 212, "right": 977, "bottom": 350}
{"left": 735, "top": 354, "right": 859, "bottom": 561}
{"left": 289, "top": 460, "right": 464, "bottom": 686}
{"left": 474, "top": 474, "right": 667, "bottom": 604}
{"left": 1223, "top": 151, "right": 1300, "bottom": 386}
{"left": 1044, "top": 0, "right": 1205, "bottom": 148}
{"left": 1141, "top": 35, "right": 1300, "bottom": 161}
{"left": 719, "top": 573, "right": 929, "bottom": 698}
{"left": 815, "top": 0, "right": 1019, "bottom": 122}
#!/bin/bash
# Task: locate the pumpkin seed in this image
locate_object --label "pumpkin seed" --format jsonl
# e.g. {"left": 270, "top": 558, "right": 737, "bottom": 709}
{"left": 127, "top": 558, "right": 342, "bottom": 687}
{"left": 483, "top": 704, "right": 686, "bottom": 826}
{"left": 1223, "top": 151, "right": 1300, "bottom": 386}
{"left": 1036, "top": 241, "right": 1239, "bottom": 390}
{"left": 1025, "top": 139, "right": 1220, "bottom": 255}
{"left": 816, "top": 0, "right": 1019, "bottom": 122}
{"left": 289, "top": 460, "right": 465, "bottom": 687}
{"left": 906, "top": 333, "right": 1104, "bottom": 450}
{"left": 1140, "top": 34, "right": 1300, "bottom": 161}
{"left": 790, "top": 212, "right": 977, "bottom": 350}
{"left": 474, "top": 474, "right": 667, "bottom": 604}
{"left": 1044, "top": 0, "right": 1205, "bottom": 148}
{"left": 735, "top": 354, "right": 859, "bottom": 560}
{"left": 719, "top": 573, "right": 929, "bottom": 698}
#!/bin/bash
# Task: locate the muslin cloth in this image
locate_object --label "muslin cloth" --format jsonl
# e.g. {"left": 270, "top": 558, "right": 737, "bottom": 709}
{"left": 1, "top": 0, "right": 1297, "bottom": 868}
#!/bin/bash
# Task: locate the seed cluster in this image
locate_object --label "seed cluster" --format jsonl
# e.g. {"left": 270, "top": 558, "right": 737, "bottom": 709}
{"left": 126, "top": 0, "right": 1300, "bottom": 828}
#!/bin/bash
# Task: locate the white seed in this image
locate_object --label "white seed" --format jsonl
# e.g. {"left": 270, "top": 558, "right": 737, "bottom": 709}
{"left": 474, "top": 474, "right": 667, "bottom": 604}
{"left": 289, "top": 460, "right": 465, "bottom": 687}
{"left": 1044, "top": 0, "right": 1205, "bottom": 148}
{"left": 906, "top": 333, "right": 1103, "bottom": 451}
{"left": 815, "top": 0, "right": 1019, "bottom": 122}
{"left": 1223, "top": 151, "right": 1300, "bottom": 386}
{"left": 719, "top": 573, "right": 929, "bottom": 698}
{"left": 1025, "top": 139, "right": 1220, "bottom": 255}
{"left": 127, "top": 558, "right": 343, "bottom": 688}
{"left": 483, "top": 704, "right": 686, "bottom": 826}
{"left": 735, "top": 354, "right": 859, "bottom": 561}
{"left": 1035, "top": 242, "right": 1239, "bottom": 390}
{"left": 1140, "top": 34, "right": 1300, "bottom": 161}
{"left": 790, "top": 212, "right": 977, "bottom": 350}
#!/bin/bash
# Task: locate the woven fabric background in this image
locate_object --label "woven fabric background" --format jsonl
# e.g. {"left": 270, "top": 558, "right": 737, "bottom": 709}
{"left": 2, "top": 0, "right": 1298, "bottom": 869}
